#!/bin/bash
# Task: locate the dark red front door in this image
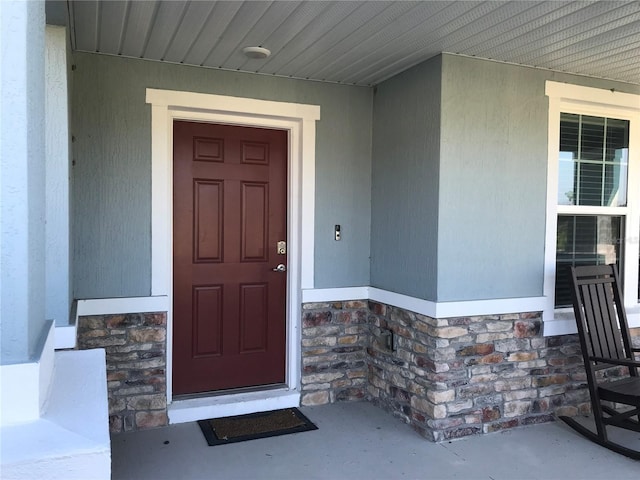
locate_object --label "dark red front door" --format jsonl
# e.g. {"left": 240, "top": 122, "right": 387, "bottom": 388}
{"left": 173, "top": 121, "right": 287, "bottom": 395}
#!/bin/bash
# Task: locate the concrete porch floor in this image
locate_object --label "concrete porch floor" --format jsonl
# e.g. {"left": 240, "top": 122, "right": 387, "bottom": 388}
{"left": 112, "top": 402, "right": 639, "bottom": 479}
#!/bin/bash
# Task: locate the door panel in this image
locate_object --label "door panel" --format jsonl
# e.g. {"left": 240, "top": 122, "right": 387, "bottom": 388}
{"left": 193, "top": 180, "right": 223, "bottom": 263}
{"left": 239, "top": 283, "right": 268, "bottom": 353}
{"left": 173, "top": 121, "right": 287, "bottom": 395}
{"left": 241, "top": 182, "right": 268, "bottom": 261}
{"left": 193, "top": 285, "right": 222, "bottom": 357}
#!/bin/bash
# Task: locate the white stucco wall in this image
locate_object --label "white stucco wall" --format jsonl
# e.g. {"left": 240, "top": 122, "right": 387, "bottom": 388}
{"left": 45, "top": 25, "right": 71, "bottom": 327}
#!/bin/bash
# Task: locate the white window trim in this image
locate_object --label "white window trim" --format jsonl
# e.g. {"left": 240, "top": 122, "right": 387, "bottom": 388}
{"left": 145, "top": 88, "right": 320, "bottom": 406}
{"left": 544, "top": 81, "right": 640, "bottom": 336}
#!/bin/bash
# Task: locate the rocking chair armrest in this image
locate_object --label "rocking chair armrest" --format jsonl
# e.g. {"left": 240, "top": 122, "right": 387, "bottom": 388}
{"left": 589, "top": 356, "right": 640, "bottom": 368}
{"left": 632, "top": 348, "right": 640, "bottom": 352}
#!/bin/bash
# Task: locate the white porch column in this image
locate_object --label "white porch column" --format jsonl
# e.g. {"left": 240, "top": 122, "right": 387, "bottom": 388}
{"left": 0, "top": 0, "right": 50, "bottom": 422}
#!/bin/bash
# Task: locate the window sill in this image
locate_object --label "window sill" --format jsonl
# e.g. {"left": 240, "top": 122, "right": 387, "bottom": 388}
{"left": 543, "top": 303, "right": 640, "bottom": 337}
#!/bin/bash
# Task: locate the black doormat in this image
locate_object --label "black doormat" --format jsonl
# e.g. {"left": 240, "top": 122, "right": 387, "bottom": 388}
{"left": 198, "top": 408, "right": 318, "bottom": 446}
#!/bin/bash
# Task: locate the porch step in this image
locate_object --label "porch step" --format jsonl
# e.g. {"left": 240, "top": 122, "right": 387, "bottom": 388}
{"left": 0, "top": 349, "right": 110, "bottom": 479}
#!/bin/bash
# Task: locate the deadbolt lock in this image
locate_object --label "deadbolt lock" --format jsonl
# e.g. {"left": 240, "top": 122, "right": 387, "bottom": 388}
{"left": 277, "top": 241, "right": 286, "bottom": 255}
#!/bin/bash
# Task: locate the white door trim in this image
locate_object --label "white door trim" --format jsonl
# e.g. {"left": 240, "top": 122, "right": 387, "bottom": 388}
{"left": 146, "top": 88, "right": 320, "bottom": 405}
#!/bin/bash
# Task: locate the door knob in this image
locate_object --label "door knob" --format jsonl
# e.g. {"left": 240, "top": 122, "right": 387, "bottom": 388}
{"left": 272, "top": 264, "right": 286, "bottom": 272}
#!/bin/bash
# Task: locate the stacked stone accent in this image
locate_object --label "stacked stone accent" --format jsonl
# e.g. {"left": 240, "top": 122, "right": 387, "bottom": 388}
{"left": 300, "top": 300, "right": 638, "bottom": 442}
{"left": 366, "top": 301, "right": 636, "bottom": 441}
{"left": 75, "top": 300, "right": 639, "bottom": 438}
{"left": 77, "top": 312, "right": 168, "bottom": 433}
{"left": 300, "top": 301, "right": 370, "bottom": 406}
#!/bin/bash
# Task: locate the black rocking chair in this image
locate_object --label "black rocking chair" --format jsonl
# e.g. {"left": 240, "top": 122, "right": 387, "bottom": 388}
{"left": 559, "top": 264, "right": 640, "bottom": 459}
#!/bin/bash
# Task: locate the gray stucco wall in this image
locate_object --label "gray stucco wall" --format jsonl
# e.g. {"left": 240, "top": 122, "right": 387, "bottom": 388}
{"left": 71, "top": 53, "right": 372, "bottom": 298}
{"left": 437, "top": 54, "right": 640, "bottom": 302}
{"left": 370, "top": 56, "right": 441, "bottom": 300}
{"left": 0, "top": 1, "right": 47, "bottom": 363}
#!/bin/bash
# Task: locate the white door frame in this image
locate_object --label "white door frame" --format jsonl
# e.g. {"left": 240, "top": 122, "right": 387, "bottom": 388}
{"left": 146, "top": 89, "right": 320, "bottom": 412}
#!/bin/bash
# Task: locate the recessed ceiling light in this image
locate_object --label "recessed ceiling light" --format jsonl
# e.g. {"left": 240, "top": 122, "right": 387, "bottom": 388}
{"left": 242, "top": 46, "right": 271, "bottom": 60}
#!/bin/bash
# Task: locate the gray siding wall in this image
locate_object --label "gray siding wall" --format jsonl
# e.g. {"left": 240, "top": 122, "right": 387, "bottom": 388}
{"left": 370, "top": 56, "right": 441, "bottom": 300}
{"left": 437, "top": 54, "right": 640, "bottom": 301}
{"left": 71, "top": 51, "right": 638, "bottom": 303}
{"left": 45, "top": 26, "right": 71, "bottom": 327}
{"left": 71, "top": 53, "right": 372, "bottom": 298}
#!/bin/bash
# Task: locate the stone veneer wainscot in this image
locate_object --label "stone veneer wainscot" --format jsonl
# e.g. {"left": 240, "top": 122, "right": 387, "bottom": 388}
{"left": 77, "top": 312, "right": 168, "bottom": 433}
{"left": 301, "top": 301, "right": 370, "bottom": 405}
{"left": 76, "top": 302, "right": 638, "bottom": 439}
{"left": 302, "top": 300, "right": 639, "bottom": 441}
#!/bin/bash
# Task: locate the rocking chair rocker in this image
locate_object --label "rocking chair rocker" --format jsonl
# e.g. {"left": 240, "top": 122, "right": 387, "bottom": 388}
{"left": 559, "top": 264, "right": 640, "bottom": 459}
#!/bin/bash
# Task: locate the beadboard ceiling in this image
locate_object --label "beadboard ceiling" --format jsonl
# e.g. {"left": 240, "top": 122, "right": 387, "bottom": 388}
{"left": 51, "top": 1, "right": 640, "bottom": 86}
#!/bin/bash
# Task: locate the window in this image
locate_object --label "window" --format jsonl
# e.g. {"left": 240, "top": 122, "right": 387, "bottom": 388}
{"left": 554, "top": 113, "right": 629, "bottom": 307}
{"left": 555, "top": 215, "right": 623, "bottom": 307}
{"left": 545, "top": 82, "right": 640, "bottom": 334}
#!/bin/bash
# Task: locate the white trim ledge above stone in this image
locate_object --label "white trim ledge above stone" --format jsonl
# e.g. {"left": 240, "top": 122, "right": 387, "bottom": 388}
{"left": 304, "top": 287, "right": 554, "bottom": 332}
{"left": 76, "top": 296, "right": 170, "bottom": 316}
{"left": 302, "top": 287, "right": 369, "bottom": 303}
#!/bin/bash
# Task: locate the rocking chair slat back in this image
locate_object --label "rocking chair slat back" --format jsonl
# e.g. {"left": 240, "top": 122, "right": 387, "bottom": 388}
{"left": 572, "top": 265, "right": 631, "bottom": 366}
